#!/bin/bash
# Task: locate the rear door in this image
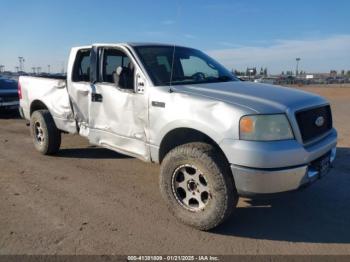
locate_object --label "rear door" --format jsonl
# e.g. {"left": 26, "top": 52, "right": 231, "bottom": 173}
{"left": 66, "top": 48, "right": 91, "bottom": 134}
{"left": 88, "top": 45, "right": 150, "bottom": 160}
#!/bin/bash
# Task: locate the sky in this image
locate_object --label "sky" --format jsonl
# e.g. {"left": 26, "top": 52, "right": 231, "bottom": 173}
{"left": 1, "top": 0, "right": 349, "bottom": 74}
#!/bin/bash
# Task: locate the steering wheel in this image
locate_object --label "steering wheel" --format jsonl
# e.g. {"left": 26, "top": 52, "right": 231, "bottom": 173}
{"left": 191, "top": 72, "right": 206, "bottom": 81}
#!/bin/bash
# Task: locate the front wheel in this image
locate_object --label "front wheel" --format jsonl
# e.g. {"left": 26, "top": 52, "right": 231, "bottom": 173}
{"left": 30, "top": 110, "right": 61, "bottom": 155}
{"left": 160, "top": 142, "right": 238, "bottom": 230}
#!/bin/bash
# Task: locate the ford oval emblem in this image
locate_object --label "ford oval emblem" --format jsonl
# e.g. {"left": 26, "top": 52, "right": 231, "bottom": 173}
{"left": 315, "top": 116, "right": 325, "bottom": 127}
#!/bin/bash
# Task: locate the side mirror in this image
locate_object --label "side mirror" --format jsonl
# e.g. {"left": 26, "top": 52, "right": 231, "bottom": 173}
{"left": 136, "top": 73, "right": 145, "bottom": 93}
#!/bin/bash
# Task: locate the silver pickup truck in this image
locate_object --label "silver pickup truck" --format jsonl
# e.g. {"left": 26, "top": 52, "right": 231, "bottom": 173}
{"left": 19, "top": 43, "right": 337, "bottom": 230}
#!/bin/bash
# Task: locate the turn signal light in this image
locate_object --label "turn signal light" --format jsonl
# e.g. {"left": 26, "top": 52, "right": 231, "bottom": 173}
{"left": 240, "top": 116, "right": 254, "bottom": 133}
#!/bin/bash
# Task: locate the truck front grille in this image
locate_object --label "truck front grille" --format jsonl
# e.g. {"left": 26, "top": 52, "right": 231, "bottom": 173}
{"left": 295, "top": 105, "right": 332, "bottom": 143}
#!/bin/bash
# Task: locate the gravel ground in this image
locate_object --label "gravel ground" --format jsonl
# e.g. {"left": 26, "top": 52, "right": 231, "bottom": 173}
{"left": 0, "top": 86, "right": 349, "bottom": 255}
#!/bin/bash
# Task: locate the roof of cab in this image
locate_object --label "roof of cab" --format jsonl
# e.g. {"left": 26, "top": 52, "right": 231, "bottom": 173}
{"left": 127, "top": 42, "right": 176, "bottom": 47}
{"left": 73, "top": 42, "right": 189, "bottom": 49}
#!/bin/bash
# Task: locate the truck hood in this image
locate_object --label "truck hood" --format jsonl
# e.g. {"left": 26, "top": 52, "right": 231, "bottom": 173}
{"left": 171, "top": 81, "right": 327, "bottom": 113}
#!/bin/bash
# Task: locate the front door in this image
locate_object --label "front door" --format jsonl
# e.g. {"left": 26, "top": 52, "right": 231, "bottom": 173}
{"left": 88, "top": 46, "right": 149, "bottom": 160}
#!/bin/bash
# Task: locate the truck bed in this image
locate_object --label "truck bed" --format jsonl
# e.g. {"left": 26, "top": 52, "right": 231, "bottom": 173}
{"left": 19, "top": 76, "right": 77, "bottom": 133}
{"left": 30, "top": 74, "right": 66, "bottom": 80}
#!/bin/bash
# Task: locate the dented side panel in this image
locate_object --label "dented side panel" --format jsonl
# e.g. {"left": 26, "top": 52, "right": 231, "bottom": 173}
{"left": 88, "top": 82, "right": 149, "bottom": 160}
{"left": 19, "top": 76, "right": 77, "bottom": 133}
{"left": 66, "top": 46, "right": 92, "bottom": 131}
{"left": 85, "top": 45, "right": 150, "bottom": 161}
{"left": 148, "top": 85, "right": 253, "bottom": 163}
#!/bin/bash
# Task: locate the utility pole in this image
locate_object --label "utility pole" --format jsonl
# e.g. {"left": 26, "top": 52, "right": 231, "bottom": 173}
{"left": 47, "top": 65, "right": 51, "bottom": 74}
{"left": 15, "top": 66, "right": 19, "bottom": 73}
{"left": 295, "top": 57, "right": 301, "bottom": 77}
{"left": 36, "top": 67, "right": 41, "bottom": 74}
{"left": 18, "top": 57, "right": 25, "bottom": 72}
{"left": 32, "top": 67, "right": 36, "bottom": 74}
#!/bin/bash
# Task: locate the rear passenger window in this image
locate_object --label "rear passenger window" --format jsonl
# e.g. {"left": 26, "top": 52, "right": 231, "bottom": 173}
{"left": 72, "top": 49, "right": 91, "bottom": 82}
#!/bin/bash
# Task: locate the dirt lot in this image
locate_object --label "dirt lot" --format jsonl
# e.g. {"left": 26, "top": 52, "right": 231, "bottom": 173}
{"left": 0, "top": 85, "right": 349, "bottom": 255}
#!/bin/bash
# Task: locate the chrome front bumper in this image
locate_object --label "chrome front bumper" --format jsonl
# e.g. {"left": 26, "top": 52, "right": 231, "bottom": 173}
{"left": 231, "top": 147, "right": 336, "bottom": 196}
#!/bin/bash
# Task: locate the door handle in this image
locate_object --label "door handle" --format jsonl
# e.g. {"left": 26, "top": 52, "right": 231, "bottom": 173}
{"left": 77, "top": 88, "right": 90, "bottom": 94}
{"left": 91, "top": 93, "right": 103, "bottom": 102}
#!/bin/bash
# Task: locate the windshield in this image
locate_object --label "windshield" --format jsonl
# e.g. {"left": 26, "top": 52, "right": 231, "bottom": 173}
{"left": 134, "top": 46, "right": 238, "bottom": 86}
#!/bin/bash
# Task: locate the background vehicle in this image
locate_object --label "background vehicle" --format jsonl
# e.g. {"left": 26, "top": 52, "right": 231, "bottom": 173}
{"left": 18, "top": 43, "right": 337, "bottom": 230}
{"left": 0, "top": 76, "right": 19, "bottom": 111}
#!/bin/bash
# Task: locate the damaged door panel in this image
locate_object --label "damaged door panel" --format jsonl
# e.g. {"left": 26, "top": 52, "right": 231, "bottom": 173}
{"left": 66, "top": 48, "right": 92, "bottom": 136}
{"left": 88, "top": 45, "right": 149, "bottom": 160}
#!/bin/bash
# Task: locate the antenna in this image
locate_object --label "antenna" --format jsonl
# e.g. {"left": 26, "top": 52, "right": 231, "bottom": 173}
{"left": 168, "top": 0, "right": 181, "bottom": 92}
{"left": 169, "top": 44, "right": 176, "bottom": 92}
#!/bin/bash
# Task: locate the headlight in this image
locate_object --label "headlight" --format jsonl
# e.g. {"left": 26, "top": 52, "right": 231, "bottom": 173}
{"left": 240, "top": 114, "right": 294, "bottom": 141}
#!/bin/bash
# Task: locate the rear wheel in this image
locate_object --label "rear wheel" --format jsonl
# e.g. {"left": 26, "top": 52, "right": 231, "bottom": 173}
{"left": 30, "top": 110, "right": 61, "bottom": 155}
{"left": 160, "top": 142, "right": 238, "bottom": 230}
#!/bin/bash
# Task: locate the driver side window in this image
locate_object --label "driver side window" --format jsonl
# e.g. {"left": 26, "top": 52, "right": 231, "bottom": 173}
{"left": 102, "top": 49, "right": 134, "bottom": 90}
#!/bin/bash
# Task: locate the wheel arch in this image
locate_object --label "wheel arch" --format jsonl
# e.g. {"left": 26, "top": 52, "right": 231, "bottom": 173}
{"left": 158, "top": 127, "right": 229, "bottom": 165}
{"left": 30, "top": 100, "right": 50, "bottom": 116}
{"left": 30, "top": 99, "right": 78, "bottom": 134}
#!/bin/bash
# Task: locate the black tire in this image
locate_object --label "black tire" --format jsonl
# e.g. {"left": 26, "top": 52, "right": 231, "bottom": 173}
{"left": 160, "top": 142, "right": 238, "bottom": 230}
{"left": 30, "top": 110, "right": 61, "bottom": 155}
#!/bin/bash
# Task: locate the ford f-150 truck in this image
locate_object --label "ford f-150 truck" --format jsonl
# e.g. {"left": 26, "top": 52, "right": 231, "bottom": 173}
{"left": 19, "top": 43, "right": 337, "bottom": 230}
